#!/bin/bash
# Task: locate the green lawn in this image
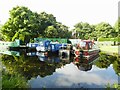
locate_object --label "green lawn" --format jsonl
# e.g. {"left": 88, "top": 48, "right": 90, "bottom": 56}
{"left": 99, "top": 46, "right": 118, "bottom": 54}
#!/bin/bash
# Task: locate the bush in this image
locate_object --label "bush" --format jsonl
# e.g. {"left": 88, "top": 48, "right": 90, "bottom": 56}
{"left": 2, "top": 71, "right": 29, "bottom": 89}
{"left": 99, "top": 37, "right": 120, "bottom": 42}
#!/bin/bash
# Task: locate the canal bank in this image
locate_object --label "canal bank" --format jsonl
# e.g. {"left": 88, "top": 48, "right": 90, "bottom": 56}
{"left": 99, "top": 46, "right": 119, "bottom": 55}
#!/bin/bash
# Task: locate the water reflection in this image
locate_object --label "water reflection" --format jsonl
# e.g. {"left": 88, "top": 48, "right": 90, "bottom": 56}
{"left": 1, "top": 50, "right": 119, "bottom": 88}
{"left": 28, "top": 64, "right": 117, "bottom": 88}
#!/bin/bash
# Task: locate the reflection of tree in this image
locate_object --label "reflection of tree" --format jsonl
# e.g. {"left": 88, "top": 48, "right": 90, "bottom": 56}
{"left": 95, "top": 52, "right": 120, "bottom": 76}
{"left": 95, "top": 53, "right": 115, "bottom": 68}
{"left": 113, "top": 57, "right": 120, "bottom": 76}
{"left": 1, "top": 54, "right": 64, "bottom": 80}
{"left": 2, "top": 71, "right": 29, "bottom": 88}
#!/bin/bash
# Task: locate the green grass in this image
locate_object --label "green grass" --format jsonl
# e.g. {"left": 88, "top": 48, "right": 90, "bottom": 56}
{"left": 2, "top": 72, "right": 29, "bottom": 89}
{"left": 99, "top": 46, "right": 118, "bottom": 54}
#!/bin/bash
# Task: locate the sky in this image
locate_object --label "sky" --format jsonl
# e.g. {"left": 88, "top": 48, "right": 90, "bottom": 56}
{"left": 0, "top": 0, "right": 119, "bottom": 29}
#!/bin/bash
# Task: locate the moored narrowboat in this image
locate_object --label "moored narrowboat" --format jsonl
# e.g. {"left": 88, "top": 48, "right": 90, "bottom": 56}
{"left": 74, "top": 40, "right": 100, "bottom": 60}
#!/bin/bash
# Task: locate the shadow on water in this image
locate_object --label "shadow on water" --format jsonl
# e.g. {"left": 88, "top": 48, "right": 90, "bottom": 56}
{"left": 0, "top": 50, "right": 119, "bottom": 88}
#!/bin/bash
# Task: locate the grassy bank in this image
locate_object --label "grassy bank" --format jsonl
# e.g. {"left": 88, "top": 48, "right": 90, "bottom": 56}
{"left": 99, "top": 46, "right": 118, "bottom": 54}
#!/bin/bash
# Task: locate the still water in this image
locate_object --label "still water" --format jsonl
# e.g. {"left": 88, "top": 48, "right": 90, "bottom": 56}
{"left": 1, "top": 50, "right": 119, "bottom": 88}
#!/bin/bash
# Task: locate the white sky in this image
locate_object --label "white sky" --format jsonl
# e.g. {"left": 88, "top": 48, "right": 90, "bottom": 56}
{"left": 0, "top": 0, "right": 119, "bottom": 29}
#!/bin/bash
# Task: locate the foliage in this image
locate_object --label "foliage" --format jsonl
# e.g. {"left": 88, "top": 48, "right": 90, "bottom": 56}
{"left": 2, "top": 71, "right": 29, "bottom": 88}
{"left": 1, "top": 6, "right": 71, "bottom": 42}
{"left": 0, "top": 24, "right": 4, "bottom": 40}
{"left": 1, "top": 6, "right": 119, "bottom": 43}
{"left": 44, "top": 26, "right": 58, "bottom": 38}
{"left": 73, "top": 22, "right": 94, "bottom": 39}
{"left": 95, "top": 52, "right": 120, "bottom": 76}
{"left": 39, "top": 12, "right": 56, "bottom": 35}
{"left": 1, "top": 53, "right": 63, "bottom": 79}
{"left": 114, "top": 17, "right": 120, "bottom": 33}
{"left": 98, "top": 37, "right": 119, "bottom": 41}
{"left": 113, "top": 57, "right": 120, "bottom": 76}
{"left": 114, "top": 17, "right": 120, "bottom": 42}
{"left": 1, "top": 6, "right": 41, "bottom": 42}
{"left": 95, "top": 22, "right": 116, "bottom": 38}
{"left": 54, "top": 22, "right": 70, "bottom": 38}
{"left": 73, "top": 21, "right": 118, "bottom": 40}
{"left": 39, "top": 12, "right": 71, "bottom": 38}
{"left": 95, "top": 53, "right": 112, "bottom": 68}
{"left": 105, "top": 83, "right": 120, "bottom": 90}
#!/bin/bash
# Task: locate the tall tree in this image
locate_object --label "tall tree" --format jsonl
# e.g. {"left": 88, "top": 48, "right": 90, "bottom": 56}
{"left": 114, "top": 17, "right": 120, "bottom": 37}
{"left": 44, "top": 26, "right": 58, "bottom": 38}
{"left": 54, "top": 22, "right": 70, "bottom": 38}
{"left": 39, "top": 12, "right": 56, "bottom": 35}
{"left": 0, "top": 24, "right": 3, "bottom": 40}
{"left": 95, "top": 22, "right": 115, "bottom": 38}
{"left": 1, "top": 6, "right": 41, "bottom": 42}
{"left": 39, "top": 12, "right": 70, "bottom": 38}
{"left": 73, "top": 22, "right": 94, "bottom": 39}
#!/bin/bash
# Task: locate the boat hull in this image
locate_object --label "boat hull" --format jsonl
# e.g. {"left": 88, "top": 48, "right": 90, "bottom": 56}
{"left": 74, "top": 49, "right": 100, "bottom": 61}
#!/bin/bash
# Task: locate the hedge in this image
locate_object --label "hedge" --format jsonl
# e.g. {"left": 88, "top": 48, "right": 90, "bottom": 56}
{"left": 99, "top": 37, "right": 120, "bottom": 42}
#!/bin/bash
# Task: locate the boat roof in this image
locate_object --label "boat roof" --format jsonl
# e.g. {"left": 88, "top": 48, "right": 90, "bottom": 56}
{"left": 82, "top": 40, "right": 92, "bottom": 42}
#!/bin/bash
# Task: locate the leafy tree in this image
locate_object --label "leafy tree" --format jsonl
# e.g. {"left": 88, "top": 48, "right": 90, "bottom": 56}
{"left": 39, "top": 12, "right": 70, "bottom": 38}
{"left": 114, "top": 17, "right": 120, "bottom": 37}
{"left": 95, "top": 52, "right": 113, "bottom": 68}
{"left": 39, "top": 12, "right": 56, "bottom": 35}
{"left": 2, "top": 72, "right": 29, "bottom": 88}
{"left": 73, "top": 22, "right": 94, "bottom": 39}
{"left": 95, "top": 22, "right": 115, "bottom": 39}
{"left": 1, "top": 53, "right": 64, "bottom": 79}
{"left": 1, "top": 6, "right": 41, "bottom": 42}
{"left": 113, "top": 58, "right": 120, "bottom": 76}
{"left": 44, "top": 21, "right": 70, "bottom": 38}
{"left": 44, "top": 26, "right": 58, "bottom": 38}
{"left": 0, "top": 24, "right": 4, "bottom": 40}
{"left": 54, "top": 22, "right": 70, "bottom": 38}
{"left": 1, "top": 6, "right": 70, "bottom": 42}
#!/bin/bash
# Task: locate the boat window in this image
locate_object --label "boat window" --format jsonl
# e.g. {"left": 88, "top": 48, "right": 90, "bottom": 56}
{"left": 92, "top": 43, "right": 98, "bottom": 49}
{"left": 52, "top": 45, "right": 55, "bottom": 49}
{"left": 88, "top": 42, "right": 92, "bottom": 49}
{"left": 40, "top": 42, "right": 43, "bottom": 45}
{"left": 80, "top": 41, "right": 86, "bottom": 47}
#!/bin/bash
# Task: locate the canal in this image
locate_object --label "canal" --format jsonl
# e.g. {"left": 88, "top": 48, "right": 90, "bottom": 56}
{"left": 0, "top": 50, "right": 119, "bottom": 89}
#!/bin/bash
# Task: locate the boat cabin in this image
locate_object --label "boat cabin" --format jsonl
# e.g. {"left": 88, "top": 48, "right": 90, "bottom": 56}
{"left": 76, "top": 40, "right": 94, "bottom": 50}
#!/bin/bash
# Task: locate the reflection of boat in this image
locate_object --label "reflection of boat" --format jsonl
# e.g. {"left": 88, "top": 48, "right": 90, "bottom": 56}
{"left": 36, "top": 52, "right": 61, "bottom": 63}
{"left": 74, "top": 40, "right": 100, "bottom": 60}
{"left": 36, "top": 40, "right": 51, "bottom": 52}
{"left": 35, "top": 52, "right": 48, "bottom": 61}
{"left": 27, "top": 52, "right": 37, "bottom": 56}
{"left": 0, "top": 50, "right": 20, "bottom": 56}
{"left": 73, "top": 57, "right": 93, "bottom": 71}
{"left": 59, "top": 44, "right": 70, "bottom": 60}
{"left": 35, "top": 40, "right": 67, "bottom": 54}
{"left": 76, "top": 62, "right": 92, "bottom": 71}
{"left": 0, "top": 39, "right": 20, "bottom": 48}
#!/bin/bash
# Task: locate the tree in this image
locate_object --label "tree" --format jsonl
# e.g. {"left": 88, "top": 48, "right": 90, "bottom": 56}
{"left": 1, "top": 6, "right": 41, "bottom": 42}
{"left": 0, "top": 24, "right": 4, "bottom": 40}
{"left": 44, "top": 26, "right": 58, "bottom": 38}
{"left": 114, "top": 17, "right": 120, "bottom": 37}
{"left": 39, "top": 12, "right": 70, "bottom": 38}
{"left": 54, "top": 22, "right": 70, "bottom": 38}
{"left": 1, "top": 6, "right": 70, "bottom": 42}
{"left": 113, "top": 56, "right": 120, "bottom": 76}
{"left": 95, "top": 52, "right": 113, "bottom": 68}
{"left": 73, "top": 22, "right": 94, "bottom": 39}
{"left": 39, "top": 12, "right": 56, "bottom": 35}
{"left": 95, "top": 22, "right": 115, "bottom": 38}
